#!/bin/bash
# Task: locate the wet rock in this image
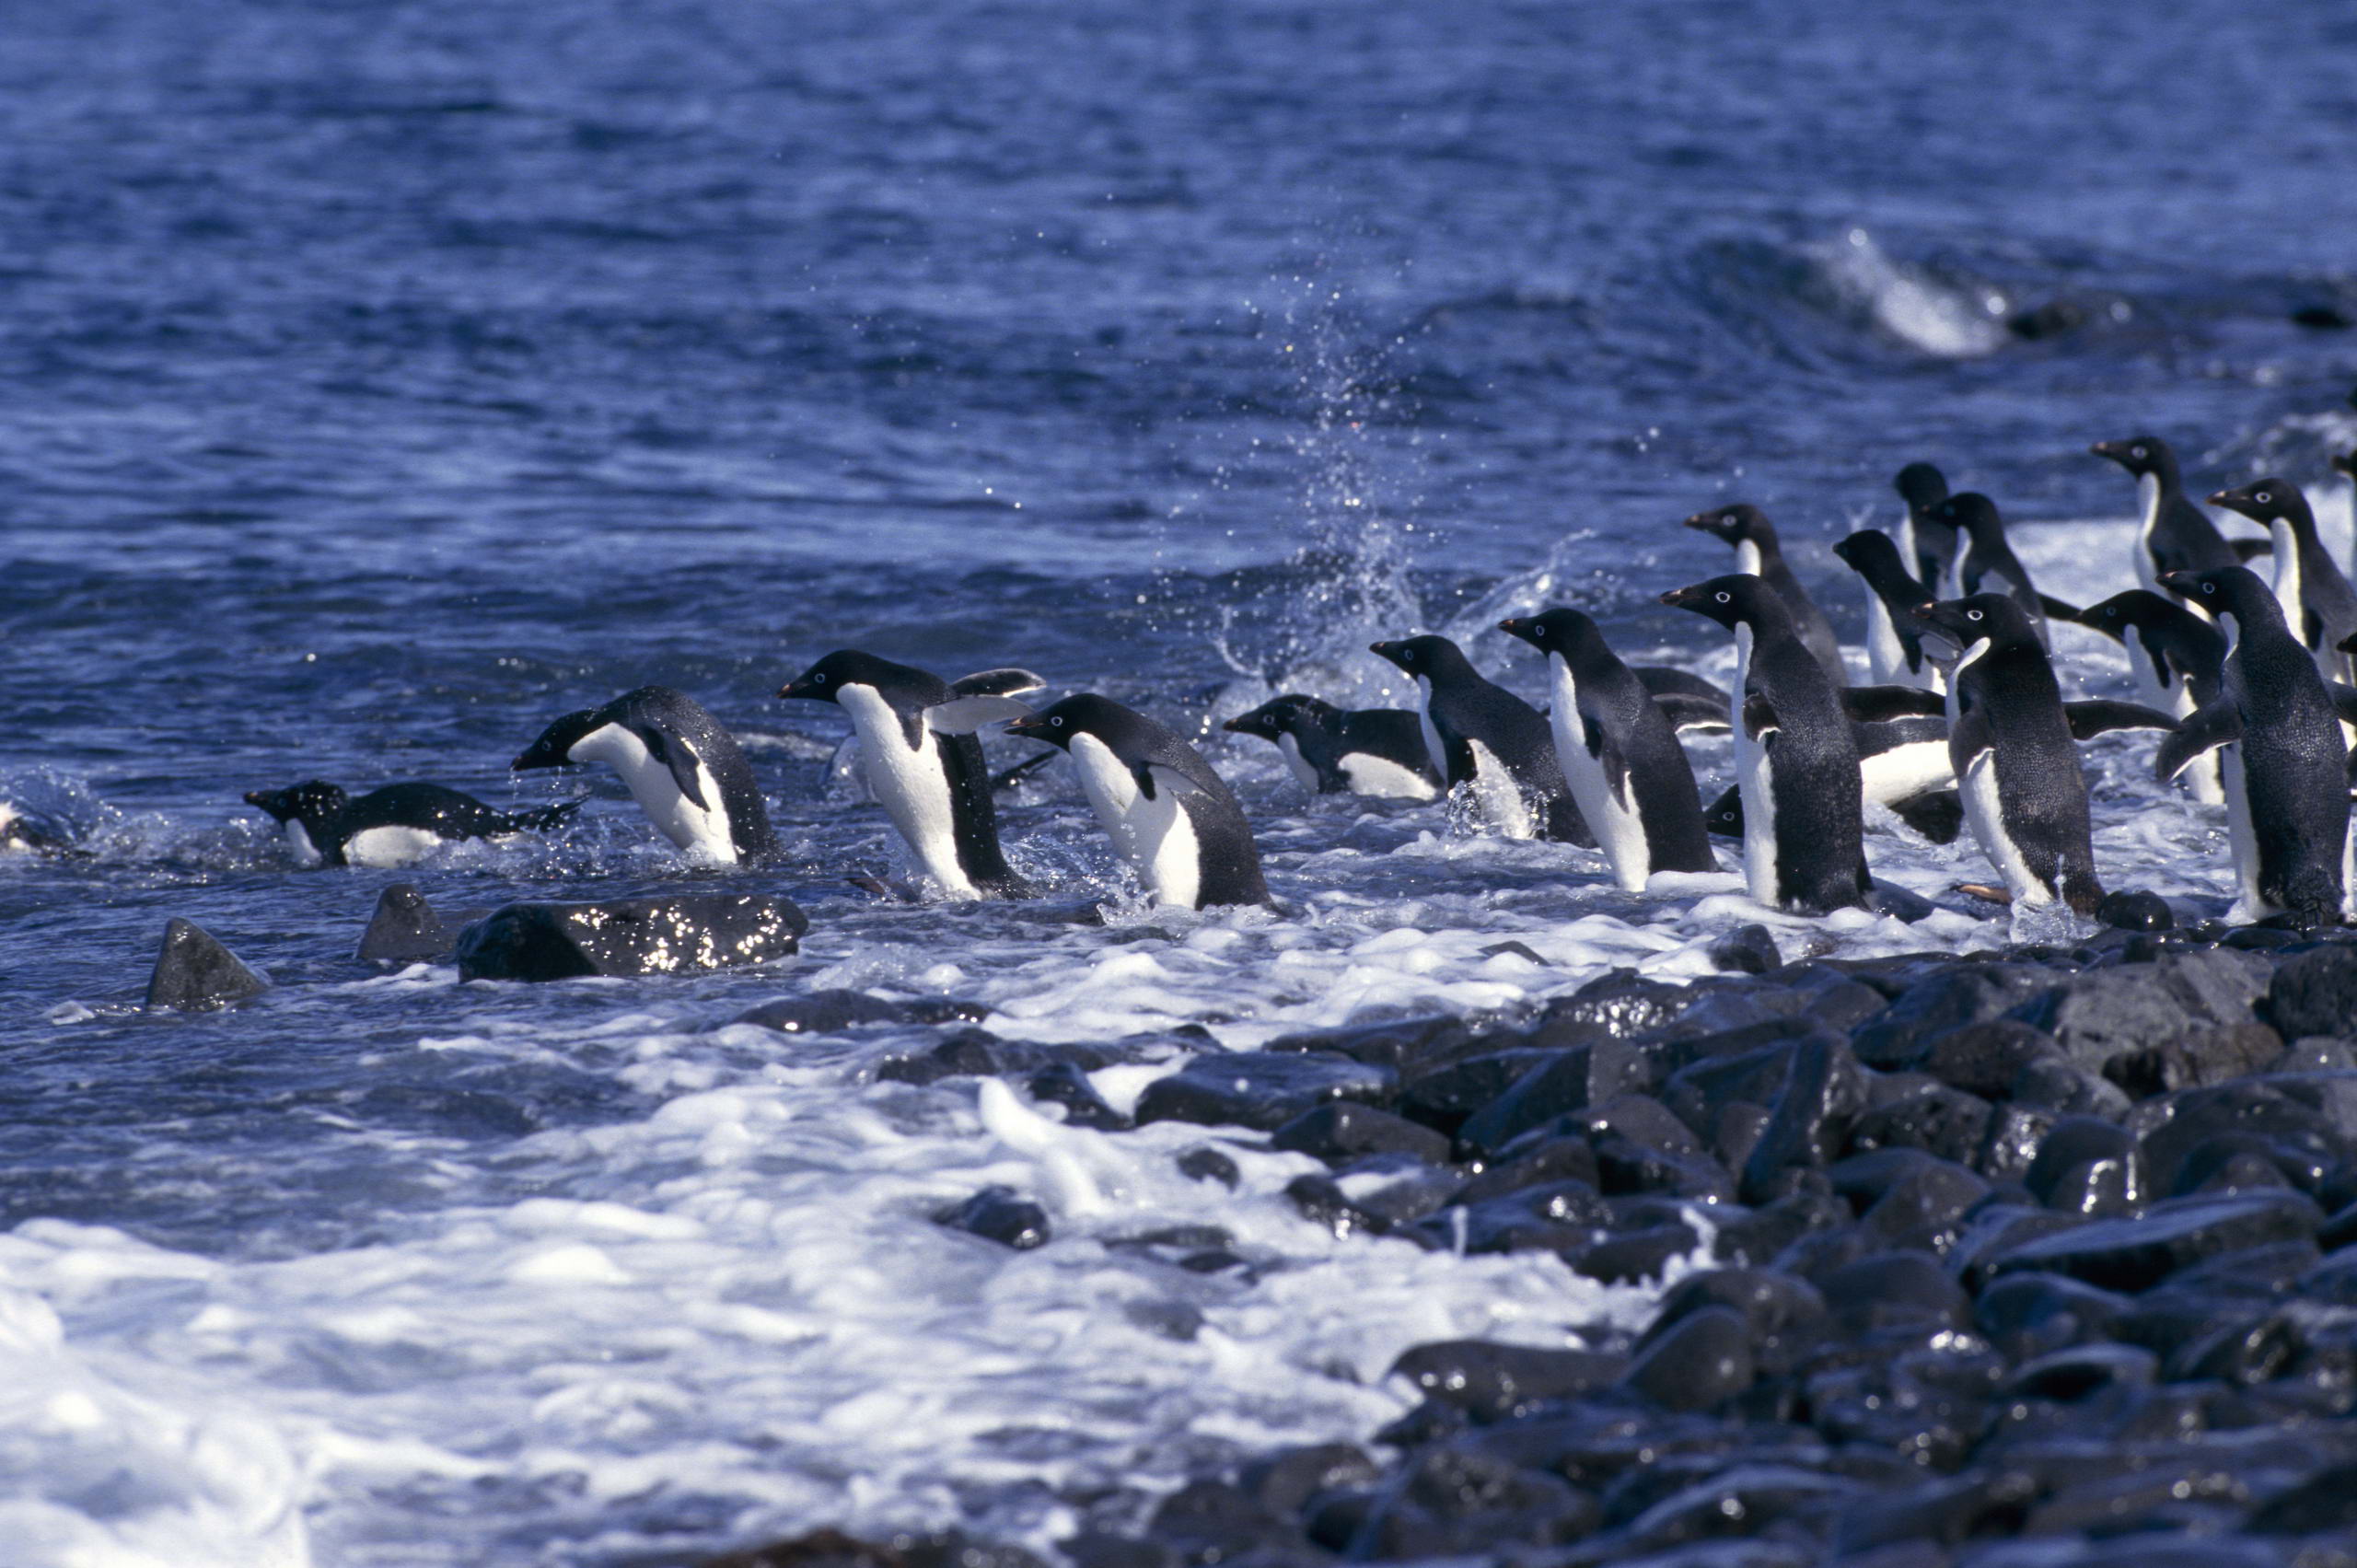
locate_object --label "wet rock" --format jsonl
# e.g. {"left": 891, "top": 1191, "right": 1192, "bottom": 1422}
{"left": 1571, "top": 1224, "right": 1701, "bottom": 1283}
{"left": 875, "top": 1029, "right": 1010, "bottom": 1085}
{"left": 1389, "top": 1340, "right": 1628, "bottom": 1423}
{"left": 2024, "top": 1115, "right": 2147, "bottom": 1214}
{"left": 1592, "top": 1134, "right": 1734, "bottom": 1201}
{"left": 1143, "top": 1481, "right": 1295, "bottom": 1565}
{"left": 1849, "top": 964, "right": 2054, "bottom": 1068}
{"left": 737, "top": 989, "right": 911, "bottom": 1033}
{"left": 355, "top": 883, "right": 459, "bottom": 963}
{"left": 1852, "top": 1156, "right": 1990, "bottom": 1251}
{"left": 1844, "top": 1084, "right": 1992, "bottom": 1166}
{"left": 1397, "top": 1048, "right": 1556, "bottom": 1134}
{"left": 454, "top": 894, "right": 806, "bottom": 981}
{"left": 1239, "top": 1444, "right": 1382, "bottom": 1516}
{"left": 1974, "top": 1272, "right": 2133, "bottom": 1359}
{"left": 1527, "top": 968, "right": 1690, "bottom": 1045}
{"left": 1263, "top": 1013, "right": 1480, "bottom": 1075}
{"left": 1453, "top": 1051, "right": 1595, "bottom": 1159}
{"left": 1026, "top": 1062, "right": 1130, "bottom": 1130}
{"left": 1708, "top": 923, "right": 1780, "bottom": 976}
{"left": 1271, "top": 1101, "right": 1450, "bottom": 1166}
{"left": 2010, "top": 947, "right": 2271, "bottom": 1078}
{"left": 1738, "top": 1030, "right": 1864, "bottom": 1201}
{"left": 1450, "top": 1135, "right": 1599, "bottom": 1203}
{"left": 2245, "top": 1458, "right": 2357, "bottom": 1533}
{"left": 706, "top": 1528, "right": 1049, "bottom": 1568}
{"left": 1620, "top": 1463, "right": 1859, "bottom": 1550}
{"left": 1819, "top": 1251, "right": 1970, "bottom": 1335}
{"left": 1347, "top": 1446, "right": 1598, "bottom": 1558}
{"left": 145, "top": 918, "right": 269, "bottom": 1011}
{"left": 934, "top": 1186, "right": 1049, "bottom": 1249}
{"left": 1404, "top": 1179, "right": 1607, "bottom": 1255}
{"left": 1620, "top": 1304, "right": 1754, "bottom": 1411}
{"left": 1175, "top": 1147, "right": 1238, "bottom": 1188}
{"left": 2269, "top": 945, "right": 2357, "bottom": 1040}
{"left": 2096, "top": 889, "right": 2174, "bottom": 931}
{"left": 1133, "top": 1051, "right": 1397, "bottom": 1132}
{"left": 2002, "top": 1341, "right": 2157, "bottom": 1401}
{"left": 1990, "top": 1187, "right": 2326, "bottom": 1292}
{"left": 1639, "top": 1268, "right": 1827, "bottom": 1376}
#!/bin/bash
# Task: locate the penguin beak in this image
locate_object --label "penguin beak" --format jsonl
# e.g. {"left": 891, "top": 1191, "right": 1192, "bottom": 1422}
{"left": 1496, "top": 617, "right": 1532, "bottom": 642}
{"left": 241, "top": 790, "right": 266, "bottom": 807}
{"left": 1679, "top": 512, "right": 1718, "bottom": 535}
{"left": 2089, "top": 439, "right": 2123, "bottom": 460}
{"left": 1003, "top": 715, "right": 1050, "bottom": 742}
{"left": 2156, "top": 570, "right": 2196, "bottom": 597}
{"left": 777, "top": 677, "right": 817, "bottom": 701}
{"left": 1658, "top": 585, "right": 1701, "bottom": 609}
{"left": 1218, "top": 715, "right": 1251, "bottom": 734}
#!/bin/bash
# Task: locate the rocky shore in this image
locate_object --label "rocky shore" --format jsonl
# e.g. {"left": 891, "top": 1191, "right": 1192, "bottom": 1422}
{"left": 718, "top": 920, "right": 2357, "bottom": 1568}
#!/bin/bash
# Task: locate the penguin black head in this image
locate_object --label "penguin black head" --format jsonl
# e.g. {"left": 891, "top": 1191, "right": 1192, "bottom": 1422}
{"left": 778, "top": 648, "right": 925, "bottom": 705}
{"left": 513, "top": 709, "right": 602, "bottom": 772}
{"left": 1831, "top": 528, "right": 1913, "bottom": 580}
{"left": 1659, "top": 575, "right": 1785, "bottom": 633}
{"left": 1929, "top": 492, "right": 2005, "bottom": 543}
{"left": 1221, "top": 694, "right": 1335, "bottom": 741}
{"left": 1496, "top": 609, "right": 1608, "bottom": 664}
{"left": 1681, "top": 504, "right": 1773, "bottom": 546}
{"left": 243, "top": 781, "right": 347, "bottom": 827}
{"left": 2207, "top": 478, "right": 2310, "bottom": 527}
{"left": 1893, "top": 462, "right": 1948, "bottom": 512}
{"left": 2089, "top": 436, "right": 2176, "bottom": 481}
{"left": 2076, "top": 589, "right": 2180, "bottom": 638}
{"left": 1915, "top": 593, "right": 2037, "bottom": 648}
{"left": 2332, "top": 450, "right": 2356, "bottom": 482}
{"left": 1004, "top": 693, "right": 1147, "bottom": 754}
{"left": 1368, "top": 635, "right": 1476, "bottom": 681}
{"left": 2159, "top": 565, "right": 2286, "bottom": 637}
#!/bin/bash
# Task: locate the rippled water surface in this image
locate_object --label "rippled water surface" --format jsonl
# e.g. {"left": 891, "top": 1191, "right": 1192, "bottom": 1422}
{"left": 6, "top": 2, "right": 2357, "bottom": 1563}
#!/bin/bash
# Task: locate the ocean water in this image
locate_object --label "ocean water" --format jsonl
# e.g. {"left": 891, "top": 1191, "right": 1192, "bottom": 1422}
{"left": 6, "top": 1, "right": 2357, "bottom": 1563}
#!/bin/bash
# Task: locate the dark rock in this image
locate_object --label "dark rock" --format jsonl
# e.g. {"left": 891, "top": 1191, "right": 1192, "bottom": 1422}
{"left": 1271, "top": 1101, "right": 1450, "bottom": 1166}
{"left": 1620, "top": 1463, "right": 1859, "bottom": 1550}
{"left": 1263, "top": 1013, "right": 1480, "bottom": 1075}
{"left": 737, "top": 989, "right": 910, "bottom": 1034}
{"left": 1027, "top": 1062, "right": 1130, "bottom": 1130}
{"left": 2246, "top": 1458, "right": 2357, "bottom": 1533}
{"left": 1918, "top": 1018, "right": 2061, "bottom": 1098}
{"left": 1832, "top": 1470, "right": 2038, "bottom": 1555}
{"left": 454, "top": 894, "right": 807, "bottom": 981}
{"left": 2163, "top": 1306, "right": 2302, "bottom": 1384}
{"left": 1640, "top": 1268, "right": 1827, "bottom": 1376}
{"left": 1974, "top": 1272, "right": 2133, "bottom": 1359}
{"left": 1592, "top": 1135, "right": 1734, "bottom": 1201}
{"left": 1573, "top": 1225, "right": 1702, "bottom": 1284}
{"left": 1850, "top": 964, "right": 2053, "bottom": 1068}
{"left": 2002, "top": 1342, "right": 2157, "bottom": 1400}
{"left": 2010, "top": 947, "right": 2270, "bottom": 1077}
{"left": 1844, "top": 1084, "right": 1993, "bottom": 1167}
{"left": 901, "top": 998, "right": 992, "bottom": 1025}
{"left": 934, "top": 1186, "right": 1049, "bottom": 1249}
{"left": 1527, "top": 969, "right": 1690, "bottom": 1045}
{"left": 1133, "top": 1051, "right": 1397, "bottom": 1132}
{"left": 1738, "top": 1031, "right": 1864, "bottom": 1201}
{"left": 2270, "top": 946, "right": 2357, "bottom": 1040}
{"left": 2096, "top": 889, "right": 2174, "bottom": 932}
{"left": 1453, "top": 1051, "right": 1594, "bottom": 1160}
{"left": 1404, "top": 1179, "right": 1606, "bottom": 1256}
{"left": 145, "top": 918, "right": 269, "bottom": 1011}
{"left": 1976, "top": 1101, "right": 2059, "bottom": 1182}
{"left": 1989, "top": 1188, "right": 2325, "bottom": 1292}
{"left": 1620, "top": 1304, "right": 1754, "bottom": 1411}
{"left": 1854, "top": 1157, "right": 1990, "bottom": 1251}
{"left": 1348, "top": 1446, "right": 1598, "bottom": 1559}
{"left": 705, "top": 1527, "right": 1048, "bottom": 1568}
{"left": 1389, "top": 1340, "right": 1627, "bottom": 1423}
{"left": 1239, "top": 1444, "right": 1381, "bottom": 1516}
{"left": 1144, "top": 1481, "right": 1295, "bottom": 1565}
{"left": 2024, "top": 1115, "right": 2147, "bottom": 1214}
{"left": 1819, "top": 1252, "right": 1970, "bottom": 1335}
{"left": 1175, "top": 1147, "right": 1239, "bottom": 1188}
{"left": 876, "top": 1029, "right": 1016, "bottom": 1085}
{"left": 355, "top": 883, "right": 459, "bottom": 963}
{"left": 1450, "top": 1136, "right": 1598, "bottom": 1204}
{"left": 1398, "top": 1049, "right": 1556, "bottom": 1134}
{"left": 1708, "top": 924, "right": 1780, "bottom": 975}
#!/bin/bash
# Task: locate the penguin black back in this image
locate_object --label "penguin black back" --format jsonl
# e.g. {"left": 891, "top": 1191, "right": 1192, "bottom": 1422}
{"left": 1833, "top": 528, "right": 1939, "bottom": 689}
{"left": 1894, "top": 461, "right": 1957, "bottom": 596}
{"left": 1368, "top": 634, "right": 1593, "bottom": 845}
{"left": 2091, "top": 435, "right": 2240, "bottom": 590}
{"left": 2210, "top": 478, "right": 2357, "bottom": 682}
{"left": 1683, "top": 504, "right": 1847, "bottom": 685}
{"left": 1937, "top": 493, "right": 2055, "bottom": 649}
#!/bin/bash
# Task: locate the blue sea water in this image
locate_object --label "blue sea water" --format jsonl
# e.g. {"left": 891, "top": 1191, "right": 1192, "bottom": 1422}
{"left": 4, "top": 2, "right": 2357, "bottom": 1562}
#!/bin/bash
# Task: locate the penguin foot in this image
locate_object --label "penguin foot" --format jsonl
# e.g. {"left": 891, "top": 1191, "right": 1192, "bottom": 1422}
{"left": 1955, "top": 882, "right": 2014, "bottom": 905}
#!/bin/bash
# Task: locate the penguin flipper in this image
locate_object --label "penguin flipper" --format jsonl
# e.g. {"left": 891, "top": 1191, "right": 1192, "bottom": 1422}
{"left": 2233, "top": 538, "right": 2274, "bottom": 564}
{"left": 1741, "top": 692, "right": 1781, "bottom": 743}
{"left": 1586, "top": 713, "right": 1636, "bottom": 811}
{"left": 1652, "top": 691, "right": 1733, "bottom": 734}
{"left": 2154, "top": 700, "right": 2243, "bottom": 783}
{"left": 641, "top": 729, "right": 711, "bottom": 811}
{"left": 2328, "top": 681, "right": 2357, "bottom": 728}
{"left": 2037, "top": 592, "right": 2084, "bottom": 622}
{"left": 1842, "top": 685, "right": 1946, "bottom": 724}
{"left": 950, "top": 668, "right": 1047, "bottom": 699}
{"left": 925, "top": 694, "right": 1033, "bottom": 734}
{"left": 2063, "top": 700, "right": 2179, "bottom": 740}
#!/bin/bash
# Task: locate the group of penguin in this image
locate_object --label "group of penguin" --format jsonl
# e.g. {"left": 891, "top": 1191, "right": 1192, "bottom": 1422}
{"left": 200, "top": 431, "right": 2357, "bottom": 934}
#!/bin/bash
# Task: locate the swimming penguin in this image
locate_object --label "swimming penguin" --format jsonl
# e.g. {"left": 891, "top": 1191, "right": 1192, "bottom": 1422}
{"left": 1914, "top": 595, "right": 2106, "bottom": 913}
{"left": 1495, "top": 608, "right": 1717, "bottom": 889}
{"left": 243, "top": 781, "right": 584, "bottom": 868}
{"left": 1936, "top": 493, "right": 2070, "bottom": 649}
{"left": 2090, "top": 435, "right": 2242, "bottom": 595}
{"left": 1682, "top": 505, "right": 1847, "bottom": 684}
{"left": 1894, "top": 461, "right": 1961, "bottom": 598}
{"left": 0, "top": 800, "right": 76, "bottom": 856}
{"left": 2208, "top": 480, "right": 2357, "bottom": 686}
{"left": 1367, "top": 635, "right": 1595, "bottom": 845}
{"left": 1833, "top": 529, "right": 1942, "bottom": 691}
{"left": 1219, "top": 695, "right": 1441, "bottom": 801}
{"left": 2156, "top": 566, "right": 2351, "bottom": 928}
{"left": 2073, "top": 588, "right": 2227, "bottom": 805}
{"left": 779, "top": 652, "right": 1041, "bottom": 898}
{"left": 513, "top": 686, "right": 781, "bottom": 866}
{"left": 1004, "top": 694, "right": 1268, "bottom": 909}
{"left": 1660, "top": 575, "right": 1868, "bottom": 913}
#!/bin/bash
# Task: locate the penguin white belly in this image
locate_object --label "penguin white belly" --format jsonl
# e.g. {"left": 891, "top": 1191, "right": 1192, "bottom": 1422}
{"left": 1411, "top": 677, "right": 1448, "bottom": 782}
{"left": 1863, "top": 594, "right": 1909, "bottom": 688}
{"left": 837, "top": 687, "right": 978, "bottom": 896}
{"left": 1959, "top": 749, "right": 2046, "bottom": 905}
{"left": 1066, "top": 733, "right": 1199, "bottom": 906}
{"left": 1273, "top": 734, "right": 1322, "bottom": 794}
{"left": 1736, "top": 540, "right": 1763, "bottom": 578}
{"left": 1338, "top": 752, "right": 1438, "bottom": 800}
{"left": 2133, "top": 474, "right": 2162, "bottom": 596}
{"left": 2270, "top": 520, "right": 2307, "bottom": 652}
{"left": 1860, "top": 739, "right": 1956, "bottom": 806}
{"left": 280, "top": 819, "right": 325, "bottom": 865}
{"left": 1463, "top": 738, "right": 1534, "bottom": 840}
{"left": 1545, "top": 661, "right": 1646, "bottom": 889}
{"left": 343, "top": 825, "right": 451, "bottom": 868}
{"left": 1735, "top": 726, "right": 1780, "bottom": 906}
{"left": 2218, "top": 741, "right": 2270, "bottom": 918}
{"left": 570, "top": 723, "right": 736, "bottom": 865}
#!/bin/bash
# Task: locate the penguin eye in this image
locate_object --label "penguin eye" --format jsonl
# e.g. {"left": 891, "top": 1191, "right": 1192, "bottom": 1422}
{"left": 813, "top": 673, "right": 827, "bottom": 684}
{"left": 2131, "top": 446, "right": 2146, "bottom": 459}
{"left": 1967, "top": 609, "right": 1982, "bottom": 621}
{"left": 2201, "top": 582, "right": 2215, "bottom": 595}
{"left": 1050, "top": 716, "right": 1064, "bottom": 728}
{"left": 1714, "top": 591, "right": 1730, "bottom": 604}
{"left": 2256, "top": 491, "right": 2271, "bottom": 504}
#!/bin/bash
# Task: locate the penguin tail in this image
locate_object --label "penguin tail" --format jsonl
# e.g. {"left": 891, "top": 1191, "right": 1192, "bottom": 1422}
{"left": 509, "top": 798, "right": 588, "bottom": 833}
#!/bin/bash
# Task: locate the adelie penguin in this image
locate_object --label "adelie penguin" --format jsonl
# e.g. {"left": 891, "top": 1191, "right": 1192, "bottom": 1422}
{"left": 514, "top": 686, "right": 781, "bottom": 867}
{"left": 2157, "top": 566, "right": 2352, "bottom": 928}
{"left": 2209, "top": 479, "right": 2357, "bottom": 686}
{"left": 1682, "top": 504, "right": 1847, "bottom": 684}
{"left": 1936, "top": 492, "right": 2073, "bottom": 649}
{"left": 780, "top": 651, "right": 1040, "bottom": 898}
{"left": 1366, "top": 634, "right": 1594, "bottom": 845}
{"left": 1220, "top": 695, "right": 1441, "bottom": 801}
{"left": 1893, "top": 461, "right": 1961, "bottom": 598}
{"left": 244, "top": 781, "right": 584, "bottom": 868}
{"left": 2073, "top": 588, "right": 2227, "bottom": 804}
{"left": 1661, "top": 575, "right": 1868, "bottom": 914}
{"left": 1494, "top": 609, "right": 1715, "bottom": 889}
{"left": 2090, "top": 435, "right": 2241, "bottom": 596}
{"left": 1915, "top": 594, "right": 2108, "bottom": 914}
{"left": 1004, "top": 695, "right": 1269, "bottom": 910}
{"left": 1833, "top": 528, "right": 1941, "bottom": 691}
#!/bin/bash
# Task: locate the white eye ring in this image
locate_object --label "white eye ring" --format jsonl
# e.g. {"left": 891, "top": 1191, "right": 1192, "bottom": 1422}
{"left": 2131, "top": 446, "right": 2146, "bottom": 459}
{"left": 813, "top": 673, "right": 827, "bottom": 683}
{"left": 1968, "top": 609, "right": 1982, "bottom": 621}
{"left": 2201, "top": 582, "right": 2216, "bottom": 595}
{"left": 1714, "top": 591, "right": 1731, "bottom": 604}
{"left": 2256, "top": 491, "right": 2272, "bottom": 504}
{"left": 1050, "top": 716, "right": 1064, "bottom": 727}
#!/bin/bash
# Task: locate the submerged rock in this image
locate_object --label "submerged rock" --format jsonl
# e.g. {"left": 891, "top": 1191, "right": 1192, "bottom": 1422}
{"left": 453, "top": 894, "right": 807, "bottom": 981}
{"left": 355, "top": 882, "right": 462, "bottom": 964}
{"left": 145, "top": 918, "right": 268, "bottom": 1010}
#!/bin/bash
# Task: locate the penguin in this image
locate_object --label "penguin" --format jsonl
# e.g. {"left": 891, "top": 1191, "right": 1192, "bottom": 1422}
{"left": 1913, "top": 595, "right": 2106, "bottom": 913}
{"left": 1003, "top": 694, "right": 1268, "bottom": 909}
{"left": 779, "top": 652, "right": 1040, "bottom": 898}
{"left": 1894, "top": 461, "right": 1961, "bottom": 598}
{"left": 2073, "top": 588, "right": 2227, "bottom": 805}
{"left": 1935, "top": 492, "right": 2069, "bottom": 649}
{"left": 1701, "top": 715, "right": 1962, "bottom": 845}
{"left": 1833, "top": 528, "right": 1942, "bottom": 691}
{"left": 1659, "top": 575, "right": 1868, "bottom": 913}
{"left": 243, "top": 781, "right": 584, "bottom": 868}
{"left": 1219, "top": 695, "right": 1441, "bottom": 801}
{"left": 513, "top": 686, "right": 781, "bottom": 866}
{"left": 1682, "top": 505, "right": 1847, "bottom": 684}
{"left": 2090, "top": 435, "right": 2242, "bottom": 595}
{"left": 2156, "top": 566, "right": 2351, "bottom": 928}
{"left": 1366, "top": 634, "right": 1594, "bottom": 845}
{"left": 2208, "top": 479, "right": 2357, "bottom": 686}
{"left": 1495, "top": 608, "right": 1717, "bottom": 889}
